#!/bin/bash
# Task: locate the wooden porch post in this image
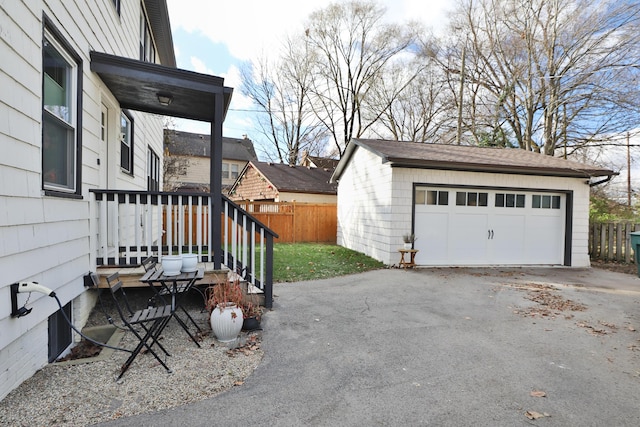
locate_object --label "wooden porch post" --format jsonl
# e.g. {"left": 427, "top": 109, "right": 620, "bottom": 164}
{"left": 211, "top": 94, "right": 224, "bottom": 270}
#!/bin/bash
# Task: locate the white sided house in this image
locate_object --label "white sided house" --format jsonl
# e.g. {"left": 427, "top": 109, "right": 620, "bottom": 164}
{"left": 331, "top": 139, "right": 615, "bottom": 267}
{"left": 0, "top": 0, "right": 274, "bottom": 402}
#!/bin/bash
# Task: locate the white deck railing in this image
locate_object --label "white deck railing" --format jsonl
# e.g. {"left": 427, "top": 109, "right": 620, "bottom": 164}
{"left": 90, "top": 189, "right": 276, "bottom": 307}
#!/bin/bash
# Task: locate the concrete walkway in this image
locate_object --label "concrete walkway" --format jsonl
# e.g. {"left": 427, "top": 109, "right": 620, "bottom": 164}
{"left": 100, "top": 267, "right": 640, "bottom": 426}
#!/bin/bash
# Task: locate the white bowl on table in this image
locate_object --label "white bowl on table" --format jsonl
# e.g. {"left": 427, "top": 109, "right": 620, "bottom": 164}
{"left": 161, "top": 255, "right": 182, "bottom": 276}
{"left": 181, "top": 253, "right": 198, "bottom": 273}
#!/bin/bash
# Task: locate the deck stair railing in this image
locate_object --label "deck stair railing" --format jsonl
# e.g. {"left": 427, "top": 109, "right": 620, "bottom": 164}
{"left": 90, "top": 189, "right": 277, "bottom": 308}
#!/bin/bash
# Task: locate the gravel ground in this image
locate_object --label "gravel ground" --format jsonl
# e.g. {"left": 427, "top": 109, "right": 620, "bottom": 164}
{"left": 0, "top": 287, "right": 263, "bottom": 427}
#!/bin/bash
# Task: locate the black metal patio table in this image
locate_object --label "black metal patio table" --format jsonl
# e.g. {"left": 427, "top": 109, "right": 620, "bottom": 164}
{"left": 139, "top": 267, "right": 205, "bottom": 347}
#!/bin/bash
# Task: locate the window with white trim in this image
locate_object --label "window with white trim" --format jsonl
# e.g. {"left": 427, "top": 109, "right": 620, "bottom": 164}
{"left": 456, "top": 191, "right": 488, "bottom": 207}
{"left": 415, "top": 189, "right": 449, "bottom": 205}
{"left": 42, "top": 25, "right": 80, "bottom": 194}
{"left": 532, "top": 195, "right": 561, "bottom": 209}
{"left": 495, "top": 193, "right": 525, "bottom": 208}
{"left": 120, "top": 111, "right": 134, "bottom": 174}
{"left": 147, "top": 147, "right": 160, "bottom": 191}
{"left": 139, "top": 4, "right": 156, "bottom": 63}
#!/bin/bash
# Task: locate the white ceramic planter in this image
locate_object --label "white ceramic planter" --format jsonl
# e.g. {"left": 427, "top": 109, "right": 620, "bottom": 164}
{"left": 161, "top": 255, "right": 182, "bottom": 276}
{"left": 210, "top": 304, "right": 243, "bottom": 342}
{"left": 181, "top": 253, "right": 198, "bottom": 272}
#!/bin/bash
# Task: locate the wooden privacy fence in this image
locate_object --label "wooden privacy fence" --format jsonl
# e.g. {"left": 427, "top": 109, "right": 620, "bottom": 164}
{"left": 238, "top": 201, "right": 337, "bottom": 243}
{"left": 164, "top": 201, "right": 337, "bottom": 244}
{"left": 589, "top": 222, "right": 640, "bottom": 263}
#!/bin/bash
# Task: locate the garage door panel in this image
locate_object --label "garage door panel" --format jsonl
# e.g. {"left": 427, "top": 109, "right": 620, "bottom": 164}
{"left": 525, "top": 214, "right": 564, "bottom": 264}
{"left": 414, "top": 212, "right": 448, "bottom": 264}
{"left": 414, "top": 186, "right": 566, "bottom": 266}
{"left": 449, "top": 213, "right": 489, "bottom": 264}
{"left": 491, "top": 214, "right": 526, "bottom": 263}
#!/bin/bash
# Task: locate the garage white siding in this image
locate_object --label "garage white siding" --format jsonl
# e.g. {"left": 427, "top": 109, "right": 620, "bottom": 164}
{"left": 337, "top": 147, "right": 396, "bottom": 263}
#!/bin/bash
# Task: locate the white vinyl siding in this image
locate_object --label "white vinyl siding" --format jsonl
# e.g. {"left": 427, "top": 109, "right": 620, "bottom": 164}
{"left": 0, "top": 0, "right": 169, "bottom": 401}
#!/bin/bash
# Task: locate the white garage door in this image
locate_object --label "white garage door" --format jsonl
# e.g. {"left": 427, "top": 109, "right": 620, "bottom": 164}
{"left": 413, "top": 187, "right": 565, "bottom": 266}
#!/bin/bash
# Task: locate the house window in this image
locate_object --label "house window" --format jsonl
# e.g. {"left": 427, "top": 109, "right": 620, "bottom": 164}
{"left": 222, "top": 162, "right": 229, "bottom": 179}
{"left": 42, "top": 25, "right": 81, "bottom": 195}
{"left": 120, "top": 111, "right": 134, "bottom": 174}
{"left": 230, "top": 164, "right": 239, "bottom": 180}
{"left": 139, "top": 5, "right": 156, "bottom": 63}
{"left": 532, "top": 195, "right": 561, "bottom": 209}
{"left": 147, "top": 147, "right": 160, "bottom": 191}
{"left": 456, "top": 191, "right": 488, "bottom": 207}
{"left": 495, "top": 193, "right": 525, "bottom": 208}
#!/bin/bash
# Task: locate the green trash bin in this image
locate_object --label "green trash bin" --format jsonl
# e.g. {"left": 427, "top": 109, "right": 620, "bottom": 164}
{"left": 631, "top": 232, "right": 640, "bottom": 277}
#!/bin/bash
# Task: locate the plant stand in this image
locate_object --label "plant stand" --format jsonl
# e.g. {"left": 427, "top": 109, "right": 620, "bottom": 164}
{"left": 398, "top": 249, "right": 418, "bottom": 269}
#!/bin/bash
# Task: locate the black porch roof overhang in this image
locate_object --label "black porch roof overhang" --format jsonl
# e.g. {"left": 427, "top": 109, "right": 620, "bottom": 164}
{"left": 90, "top": 51, "right": 233, "bottom": 122}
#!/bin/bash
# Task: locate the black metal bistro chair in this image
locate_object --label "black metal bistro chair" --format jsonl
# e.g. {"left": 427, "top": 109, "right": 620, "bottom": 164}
{"left": 106, "top": 272, "right": 173, "bottom": 380}
{"left": 141, "top": 256, "right": 205, "bottom": 337}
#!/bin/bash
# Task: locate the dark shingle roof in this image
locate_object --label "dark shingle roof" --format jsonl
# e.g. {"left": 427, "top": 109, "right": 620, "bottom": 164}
{"left": 164, "top": 129, "right": 257, "bottom": 161}
{"left": 333, "top": 139, "right": 615, "bottom": 180}
{"left": 253, "top": 162, "right": 337, "bottom": 194}
{"left": 306, "top": 156, "right": 339, "bottom": 170}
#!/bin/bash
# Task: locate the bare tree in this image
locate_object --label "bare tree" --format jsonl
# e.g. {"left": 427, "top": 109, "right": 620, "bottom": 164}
{"left": 439, "top": 0, "right": 640, "bottom": 155}
{"left": 370, "top": 54, "right": 457, "bottom": 142}
{"left": 303, "top": 0, "right": 422, "bottom": 157}
{"left": 240, "top": 37, "right": 328, "bottom": 165}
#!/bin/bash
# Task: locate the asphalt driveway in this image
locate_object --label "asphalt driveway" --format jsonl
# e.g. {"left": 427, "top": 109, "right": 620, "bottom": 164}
{"left": 101, "top": 267, "right": 640, "bottom": 426}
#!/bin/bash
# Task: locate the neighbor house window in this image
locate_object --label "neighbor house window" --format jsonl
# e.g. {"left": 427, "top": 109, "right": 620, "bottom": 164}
{"left": 120, "top": 111, "right": 133, "bottom": 174}
{"left": 222, "top": 162, "right": 229, "bottom": 179}
{"left": 139, "top": 5, "right": 156, "bottom": 63}
{"left": 147, "top": 147, "right": 160, "bottom": 191}
{"left": 230, "top": 164, "right": 239, "bottom": 180}
{"left": 42, "top": 23, "right": 81, "bottom": 195}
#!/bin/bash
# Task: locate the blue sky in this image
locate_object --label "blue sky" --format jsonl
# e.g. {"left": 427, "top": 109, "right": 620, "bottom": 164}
{"left": 163, "top": 1, "right": 638, "bottom": 194}
{"left": 165, "top": 0, "right": 451, "bottom": 139}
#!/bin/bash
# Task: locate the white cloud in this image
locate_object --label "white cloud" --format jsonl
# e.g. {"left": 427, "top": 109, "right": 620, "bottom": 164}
{"left": 167, "top": 0, "right": 451, "bottom": 61}
{"left": 189, "top": 56, "right": 213, "bottom": 74}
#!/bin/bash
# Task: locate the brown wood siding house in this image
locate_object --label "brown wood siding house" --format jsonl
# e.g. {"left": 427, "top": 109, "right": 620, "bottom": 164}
{"left": 230, "top": 161, "right": 337, "bottom": 203}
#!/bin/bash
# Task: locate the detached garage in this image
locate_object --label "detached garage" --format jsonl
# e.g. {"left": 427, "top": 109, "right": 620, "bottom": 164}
{"left": 331, "top": 139, "right": 615, "bottom": 267}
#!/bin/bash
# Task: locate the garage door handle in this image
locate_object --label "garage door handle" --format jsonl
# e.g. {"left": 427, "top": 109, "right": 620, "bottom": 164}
{"left": 488, "top": 229, "right": 494, "bottom": 239}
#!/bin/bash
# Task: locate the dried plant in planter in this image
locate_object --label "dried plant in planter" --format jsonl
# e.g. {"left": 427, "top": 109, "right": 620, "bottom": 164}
{"left": 205, "top": 278, "right": 244, "bottom": 315}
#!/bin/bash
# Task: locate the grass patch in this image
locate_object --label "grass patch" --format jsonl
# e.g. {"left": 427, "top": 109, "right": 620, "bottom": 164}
{"left": 273, "top": 243, "right": 384, "bottom": 282}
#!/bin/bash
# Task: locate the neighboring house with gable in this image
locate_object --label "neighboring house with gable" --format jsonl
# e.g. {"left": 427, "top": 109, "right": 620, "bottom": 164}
{"left": 331, "top": 139, "right": 616, "bottom": 267}
{"left": 1, "top": 0, "right": 275, "bottom": 402}
{"left": 229, "top": 161, "right": 337, "bottom": 203}
{"left": 163, "top": 129, "right": 257, "bottom": 193}
{"left": 300, "top": 151, "right": 340, "bottom": 170}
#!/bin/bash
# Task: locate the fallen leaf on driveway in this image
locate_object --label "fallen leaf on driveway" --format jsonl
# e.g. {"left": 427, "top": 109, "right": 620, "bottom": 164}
{"left": 530, "top": 390, "right": 547, "bottom": 397}
{"left": 525, "top": 411, "right": 550, "bottom": 420}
